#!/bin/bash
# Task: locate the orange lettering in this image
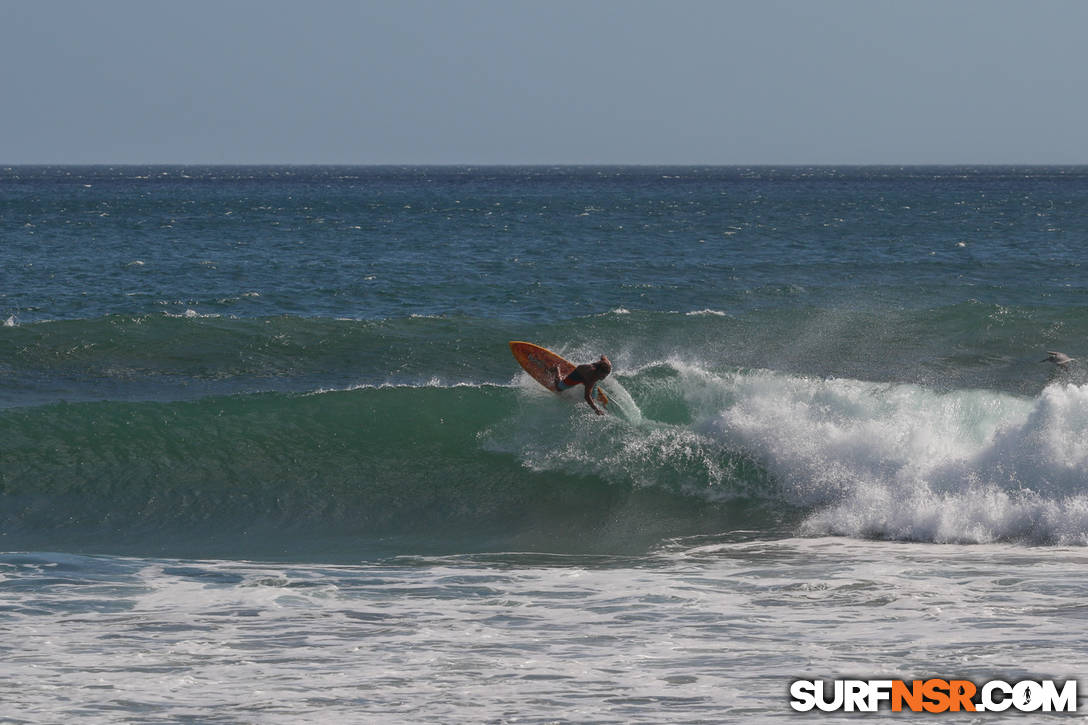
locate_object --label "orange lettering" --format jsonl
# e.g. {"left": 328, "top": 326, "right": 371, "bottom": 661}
{"left": 892, "top": 680, "right": 924, "bottom": 712}
{"left": 948, "top": 680, "right": 976, "bottom": 711}
{"left": 922, "top": 679, "right": 951, "bottom": 713}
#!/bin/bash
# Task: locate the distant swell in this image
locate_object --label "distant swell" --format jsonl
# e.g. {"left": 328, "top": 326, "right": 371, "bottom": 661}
{"left": 5, "top": 302, "right": 1088, "bottom": 406}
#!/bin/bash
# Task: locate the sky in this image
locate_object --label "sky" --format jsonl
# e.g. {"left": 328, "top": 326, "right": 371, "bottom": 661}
{"left": 2, "top": 0, "right": 1086, "bottom": 165}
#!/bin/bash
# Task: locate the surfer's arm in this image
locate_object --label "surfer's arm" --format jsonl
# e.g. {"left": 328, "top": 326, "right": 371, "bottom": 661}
{"left": 584, "top": 385, "right": 605, "bottom": 415}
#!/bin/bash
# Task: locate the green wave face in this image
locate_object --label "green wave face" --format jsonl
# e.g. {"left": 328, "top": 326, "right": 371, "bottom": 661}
{"left": 7, "top": 351, "right": 1088, "bottom": 559}
{"left": 0, "top": 380, "right": 790, "bottom": 560}
{"left": 4, "top": 303, "right": 1088, "bottom": 559}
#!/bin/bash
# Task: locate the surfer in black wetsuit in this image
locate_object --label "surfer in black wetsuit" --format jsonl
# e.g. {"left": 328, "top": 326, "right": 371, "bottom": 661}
{"left": 553, "top": 355, "right": 612, "bottom": 415}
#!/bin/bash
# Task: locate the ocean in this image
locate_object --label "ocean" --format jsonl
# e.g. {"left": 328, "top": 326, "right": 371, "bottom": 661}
{"left": 3, "top": 165, "right": 1088, "bottom": 722}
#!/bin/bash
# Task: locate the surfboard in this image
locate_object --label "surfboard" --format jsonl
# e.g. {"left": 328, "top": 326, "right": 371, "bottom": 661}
{"left": 509, "top": 341, "right": 609, "bottom": 407}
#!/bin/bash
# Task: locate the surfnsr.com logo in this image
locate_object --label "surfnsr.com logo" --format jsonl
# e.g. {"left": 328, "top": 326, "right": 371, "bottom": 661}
{"left": 789, "top": 679, "right": 1078, "bottom": 713}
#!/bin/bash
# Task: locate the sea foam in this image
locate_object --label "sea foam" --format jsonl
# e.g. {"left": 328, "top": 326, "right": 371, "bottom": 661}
{"left": 700, "top": 370, "right": 1088, "bottom": 544}
{"left": 500, "top": 360, "right": 1088, "bottom": 545}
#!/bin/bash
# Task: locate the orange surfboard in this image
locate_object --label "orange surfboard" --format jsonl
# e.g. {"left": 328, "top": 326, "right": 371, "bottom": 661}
{"left": 509, "top": 341, "right": 608, "bottom": 407}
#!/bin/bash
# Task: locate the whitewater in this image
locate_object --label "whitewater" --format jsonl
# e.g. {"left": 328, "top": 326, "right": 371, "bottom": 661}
{"left": 4, "top": 166, "right": 1088, "bottom": 722}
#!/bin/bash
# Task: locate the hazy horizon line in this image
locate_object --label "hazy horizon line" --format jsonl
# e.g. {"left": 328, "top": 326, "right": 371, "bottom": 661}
{"left": 5, "top": 161, "right": 1088, "bottom": 168}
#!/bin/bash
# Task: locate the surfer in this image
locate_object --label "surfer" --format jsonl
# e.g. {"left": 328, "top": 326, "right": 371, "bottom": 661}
{"left": 1042, "top": 350, "right": 1078, "bottom": 384}
{"left": 553, "top": 355, "right": 612, "bottom": 415}
{"left": 1042, "top": 351, "right": 1075, "bottom": 367}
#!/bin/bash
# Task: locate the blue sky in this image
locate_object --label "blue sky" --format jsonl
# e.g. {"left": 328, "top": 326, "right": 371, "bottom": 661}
{"left": 2, "top": 0, "right": 1086, "bottom": 164}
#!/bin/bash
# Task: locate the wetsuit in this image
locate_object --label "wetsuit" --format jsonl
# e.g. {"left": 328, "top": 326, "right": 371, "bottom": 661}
{"left": 556, "top": 367, "right": 587, "bottom": 391}
{"left": 555, "top": 359, "right": 610, "bottom": 415}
